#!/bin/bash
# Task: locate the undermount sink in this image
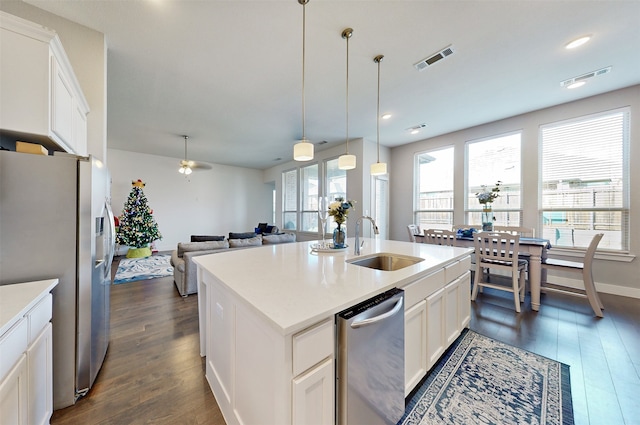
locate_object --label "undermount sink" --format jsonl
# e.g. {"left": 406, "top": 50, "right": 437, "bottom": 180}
{"left": 347, "top": 253, "right": 424, "bottom": 271}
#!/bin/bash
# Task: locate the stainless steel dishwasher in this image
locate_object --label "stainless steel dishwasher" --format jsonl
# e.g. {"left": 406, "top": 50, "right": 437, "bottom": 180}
{"left": 337, "top": 288, "right": 405, "bottom": 425}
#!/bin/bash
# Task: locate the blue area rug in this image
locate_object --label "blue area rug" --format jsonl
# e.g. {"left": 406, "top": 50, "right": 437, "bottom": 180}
{"left": 398, "top": 329, "right": 573, "bottom": 425}
{"left": 113, "top": 254, "right": 173, "bottom": 284}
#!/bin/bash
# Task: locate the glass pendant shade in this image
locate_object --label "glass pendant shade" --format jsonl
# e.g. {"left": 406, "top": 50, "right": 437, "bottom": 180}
{"left": 370, "top": 162, "right": 387, "bottom": 176}
{"left": 338, "top": 153, "right": 356, "bottom": 170}
{"left": 294, "top": 138, "right": 314, "bottom": 161}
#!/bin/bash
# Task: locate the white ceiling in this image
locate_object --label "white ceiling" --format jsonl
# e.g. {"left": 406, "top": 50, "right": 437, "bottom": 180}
{"left": 24, "top": 0, "right": 640, "bottom": 169}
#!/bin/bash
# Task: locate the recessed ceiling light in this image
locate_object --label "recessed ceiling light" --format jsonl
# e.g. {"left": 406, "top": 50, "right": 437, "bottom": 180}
{"left": 565, "top": 35, "right": 591, "bottom": 49}
{"left": 382, "top": 113, "right": 392, "bottom": 120}
{"left": 567, "top": 81, "right": 586, "bottom": 89}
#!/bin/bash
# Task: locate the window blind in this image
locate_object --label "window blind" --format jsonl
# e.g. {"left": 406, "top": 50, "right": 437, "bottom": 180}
{"left": 540, "top": 108, "right": 629, "bottom": 250}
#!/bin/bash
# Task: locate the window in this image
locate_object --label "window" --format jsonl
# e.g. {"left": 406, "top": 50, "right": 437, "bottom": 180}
{"left": 466, "top": 132, "right": 522, "bottom": 226}
{"left": 540, "top": 108, "right": 629, "bottom": 251}
{"left": 282, "top": 169, "right": 297, "bottom": 230}
{"left": 300, "top": 164, "right": 319, "bottom": 232}
{"left": 325, "top": 158, "right": 346, "bottom": 227}
{"left": 282, "top": 158, "right": 347, "bottom": 233}
{"left": 414, "top": 147, "right": 454, "bottom": 230}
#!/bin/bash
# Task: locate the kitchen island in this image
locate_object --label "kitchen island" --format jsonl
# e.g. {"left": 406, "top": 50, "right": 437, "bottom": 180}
{"left": 194, "top": 238, "right": 472, "bottom": 425}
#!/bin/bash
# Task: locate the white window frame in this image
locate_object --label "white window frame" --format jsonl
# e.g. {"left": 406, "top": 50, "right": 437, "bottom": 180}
{"left": 539, "top": 107, "right": 630, "bottom": 252}
{"left": 413, "top": 146, "right": 455, "bottom": 231}
{"left": 465, "top": 131, "right": 522, "bottom": 227}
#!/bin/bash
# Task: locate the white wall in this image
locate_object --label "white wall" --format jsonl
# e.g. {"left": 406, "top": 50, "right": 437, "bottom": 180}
{"left": 109, "top": 149, "right": 273, "bottom": 252}
{"left": 390, "top": 85, "right": 640, "bottom": 296}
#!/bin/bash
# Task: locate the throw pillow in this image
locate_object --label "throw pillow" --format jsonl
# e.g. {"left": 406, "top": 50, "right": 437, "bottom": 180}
{"left": 190, "top": 235, "right": 225, "bottom": 242}
{"left": 228, "top": 235, "right": 263, "bottom": 248}
{"left": 262, "top": 233, "right": 296, "bottom": 245}
{"left": 177, "top": 240, "right": 229, "bottom": 257}
{"left": 229, "top": 232, "right": 258, "bottom": 240}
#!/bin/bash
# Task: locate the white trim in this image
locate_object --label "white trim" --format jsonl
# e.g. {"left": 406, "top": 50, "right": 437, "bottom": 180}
{"left": 547, "top": 275, "right": 640, "bottom": 299}
{"left": 548, "top": 248, "right": 635, "bottom": 263}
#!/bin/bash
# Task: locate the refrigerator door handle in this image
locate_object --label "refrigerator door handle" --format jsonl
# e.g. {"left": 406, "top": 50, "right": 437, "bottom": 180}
{"left": 104, "top": 201, "right": 116, "bottom": 277}
{"left": 350, "top": 298, "right": 403, "bottom": 329}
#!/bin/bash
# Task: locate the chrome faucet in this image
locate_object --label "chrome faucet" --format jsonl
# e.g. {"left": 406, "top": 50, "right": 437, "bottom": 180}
{"left": 354, "top": 216, "right": 379, "bottom": 255}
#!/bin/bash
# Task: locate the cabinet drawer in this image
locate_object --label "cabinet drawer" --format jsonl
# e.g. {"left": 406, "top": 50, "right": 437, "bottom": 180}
{"left": 27, "top": 293, "right": 52, "bottom": 344}
{"left": 403, "top": 269, "right": 445, "bottom": 308}
{"left": 445, "top": 256, "right": 471, "bottom": 283}
{"left": 292, "top": 320, "right": 334, "bottom": 377}
{"left": 0, "top": 318, "right": 28, "bottom": 381}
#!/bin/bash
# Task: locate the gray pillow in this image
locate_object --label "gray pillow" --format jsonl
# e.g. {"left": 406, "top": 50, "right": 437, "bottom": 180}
{"left": 229, "top": 232, "right": 258, "bottom": 240}
{"left": 262, "top": 233, "right": 296, "bottom": 245}
{"left": 228, "top": 235, "right": 262, "bottom": 248}
{"left": 190, "top": 235, "right": 225, "bottom": 242}
{"left": 177, "top": 240, "right": 229, "bottom": 257}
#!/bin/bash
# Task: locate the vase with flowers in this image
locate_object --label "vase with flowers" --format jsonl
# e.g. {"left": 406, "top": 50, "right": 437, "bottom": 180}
{"left": 475, "top": 181, "right": 501, "bottom": 231}
{"left": 328, "top": 197, "right": 354, "bottom": 248}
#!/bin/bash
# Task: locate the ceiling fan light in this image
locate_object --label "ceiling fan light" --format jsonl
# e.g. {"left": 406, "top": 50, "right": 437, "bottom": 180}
{"left": 179, "top": 166, "right": 185, "bottom": 174}
{"left": 184, "top": 166, "right": 193, "bottom": 175}
{"left": 370, "top": 162, "right": 387, "bottom": 176}
{"left": 338, "top": 153, "right": 356, "bottom": 170}
{"left": 294, "top": 139, "right": 314, "bottom": 161}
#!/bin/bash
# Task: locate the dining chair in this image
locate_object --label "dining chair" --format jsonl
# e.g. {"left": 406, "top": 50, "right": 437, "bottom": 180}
{"left": 407, "top": 224, "right": 421, "bottom": 243}
{"left": 493, "top": 225, "right": 536, "bottom": 237}
{"left": 540, "top": 233, "right": 604, "bottom": 317}
{"left": 471, "top": 231, "right": 528, "bottom": 313}
{"left": 423, "top": 229, "right": 457, "bottom": 246}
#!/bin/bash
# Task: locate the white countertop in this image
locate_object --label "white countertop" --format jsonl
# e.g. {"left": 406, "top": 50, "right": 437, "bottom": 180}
{"left": 194, "top": 238, "right": 472, "bottom": 335}
{"left": 0, "top": 279, "right": 59, "bottom": 336}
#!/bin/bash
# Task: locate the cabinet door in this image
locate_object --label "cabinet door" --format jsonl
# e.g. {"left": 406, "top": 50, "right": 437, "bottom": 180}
{"left": 444, "top": 279, "right": 460, "bottom": 346}
{"left": 458, "top": 272, "right": 471, "bottom": 330}
{"left": 425, "top": 288, "right": 445, "bottom": 369}
{"left": 292, "top": 357, "right": 334, "bottom": 425}
{"left": 404, "top": 300, "right": 427, "bottom": 396}
{"left": 50, "top": 55, "right": 75, "bottom": 152}
{"left": 27, "top": 323, "right": 52, "bottom": 425}
{"left": 72, "top": 102, "right": 88, "bottom": 156}
{"left": 0, "top": 354, "right": 28, "bottom": 425}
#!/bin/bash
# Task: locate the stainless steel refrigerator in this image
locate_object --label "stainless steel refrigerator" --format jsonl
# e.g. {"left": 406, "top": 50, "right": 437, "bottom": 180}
{"left": 0, "top": 150, "right": 115, "bottom": 410}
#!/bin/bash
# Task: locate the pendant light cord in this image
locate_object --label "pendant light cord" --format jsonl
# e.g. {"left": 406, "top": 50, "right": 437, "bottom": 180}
{"left": 345, "top": 30, "right": 350, "bottom": 153}
{"left": 301, "top": 1, "right": 306, "bottom": 141}
{"left": 376, "top": 55, "right": 383, "bottom": 163}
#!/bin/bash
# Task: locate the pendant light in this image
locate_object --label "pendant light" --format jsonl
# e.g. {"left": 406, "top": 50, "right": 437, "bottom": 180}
{"left": 371, "top": 55, "right": 388, "bottom": 176}
{"left": 338, "top": 28, "right": 356, "bottom": 170}
{"left": 293, "top": 0, "right": 314, "bottom": 161}
{"left": 179, "top": 135, "right": 193, "bottom": 175}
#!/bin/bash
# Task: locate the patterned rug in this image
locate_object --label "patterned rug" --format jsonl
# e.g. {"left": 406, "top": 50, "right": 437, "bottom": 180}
{"left": 398, "top": 329, "right": 573, "bottom": 425}
{"left": 113, "top": 254, "right": 173, "bottom": 284}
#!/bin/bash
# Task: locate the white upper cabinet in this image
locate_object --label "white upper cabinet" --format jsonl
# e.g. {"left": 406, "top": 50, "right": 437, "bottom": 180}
{"left": 0, "top": 12, "right": 89, "bottom": 156}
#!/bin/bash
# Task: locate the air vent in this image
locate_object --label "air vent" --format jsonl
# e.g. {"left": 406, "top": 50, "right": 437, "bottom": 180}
{"left": 414, "top": 45, "right": 454, "bottom": 71}
{"left": 560, "top": 66, "right": 611, "bottom": 87}
{"left": 406, "top": 123, "right": 427, "bottom": 133}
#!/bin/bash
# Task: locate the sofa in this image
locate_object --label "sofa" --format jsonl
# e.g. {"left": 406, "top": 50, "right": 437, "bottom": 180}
{"left": 170, "top": 232, "right": 296, "bottom": 297}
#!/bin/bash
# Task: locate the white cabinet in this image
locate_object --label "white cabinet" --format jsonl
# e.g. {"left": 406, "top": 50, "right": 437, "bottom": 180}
{"left": 0, "top": 12, "right": 89, "bottom": 155}
{"left": 200, "top": 272, "right": 334, "bottom": 425}
{"left": 0, "top": 281, "right": 56, "bottom": 425}
{"left": 404, "top": 300, "right": 427, "bottom": 395}
{"left": 403, "top": 257, "right": 472, "bottom": 394}
{"left": 0, "top": 354, "right": 28, "bottom": 425}
{"left": 292, "top": 357, "right": 334, "bottom": 425}
{"left": 27, "top": 323, "right": 53, "bottom": 425}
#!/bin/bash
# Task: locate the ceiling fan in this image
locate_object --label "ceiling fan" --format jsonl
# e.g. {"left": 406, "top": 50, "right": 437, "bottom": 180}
{"left": 178, "top": 135, "right": 212, "bottom": 174}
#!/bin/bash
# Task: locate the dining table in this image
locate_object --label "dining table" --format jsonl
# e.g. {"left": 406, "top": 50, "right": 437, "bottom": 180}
{"left": 415, "top": 233, "right": 552, "bottom": 311}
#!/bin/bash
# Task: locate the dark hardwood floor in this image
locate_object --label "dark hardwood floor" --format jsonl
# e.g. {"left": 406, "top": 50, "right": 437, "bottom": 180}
{"left": 51, "top": 258, "right": 639, "bottom": 425}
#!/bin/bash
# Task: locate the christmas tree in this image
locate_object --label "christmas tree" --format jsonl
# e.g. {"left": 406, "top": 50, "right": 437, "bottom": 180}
{"left": 116, "top": 179, "right": 162, "bottom": 257}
